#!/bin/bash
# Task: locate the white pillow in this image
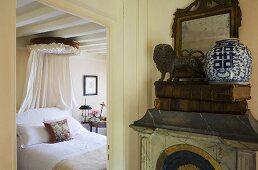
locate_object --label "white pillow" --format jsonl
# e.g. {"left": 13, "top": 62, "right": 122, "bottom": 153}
{"left": 16, "top": 107, "right": 71, "bottom": 125}
{"left": 16, "top": 107, "right": 87, "bottom": 138}
{"left": 17, "top": 125, "right": 49, "bottom": 148}
{"left": 67, "top": 117, "right": 87, "bottom": 138}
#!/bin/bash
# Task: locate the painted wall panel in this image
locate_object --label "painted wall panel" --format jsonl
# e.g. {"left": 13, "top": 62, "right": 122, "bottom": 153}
{"left": 0, "top": 0, "right": 16, "bottom": 170}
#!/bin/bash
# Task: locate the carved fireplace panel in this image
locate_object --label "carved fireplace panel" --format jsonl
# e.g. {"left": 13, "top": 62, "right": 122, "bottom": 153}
{"left": 135, "top": 127, "right": 256, "bottom": 170}
{"left": 156, "top": 144, "right": 221, "bottom": 170}
{"left": 131, "top": 109, "right": 258, "bottom": 170}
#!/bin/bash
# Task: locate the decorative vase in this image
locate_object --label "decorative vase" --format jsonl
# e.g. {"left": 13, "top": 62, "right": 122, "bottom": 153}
{"left": 204, "top": 38, "right": 252, "bottom": 84}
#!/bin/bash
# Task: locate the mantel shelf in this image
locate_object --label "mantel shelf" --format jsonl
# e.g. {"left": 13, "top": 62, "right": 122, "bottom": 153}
{"left": 130, "top": 109, "right": 258, "bottom": 144}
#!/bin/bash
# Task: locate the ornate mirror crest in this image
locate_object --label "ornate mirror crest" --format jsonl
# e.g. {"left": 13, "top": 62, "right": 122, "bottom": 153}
{"left": 172, "top": 0, "right": 242, "bottom": 57}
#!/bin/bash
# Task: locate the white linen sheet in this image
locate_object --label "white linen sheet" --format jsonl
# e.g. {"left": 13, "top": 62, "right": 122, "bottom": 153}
{"left": 17, "top": 131, "right": 107, "bottom": 170}
{"left": 53, "top": 145, "right": 106, "bottom": 170}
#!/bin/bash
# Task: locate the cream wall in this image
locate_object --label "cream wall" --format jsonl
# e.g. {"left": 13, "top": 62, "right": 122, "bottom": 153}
{"left": 56, "top": 0, "right": 120, "bottom": 22}
{"left": 16, "top": 48, "right": 29, "bottom": 110}
{"left": 239, "top": 0, "right": 258, "bottom": 119}
{"left": 0, "top": 0, "right": 16, "bottom": 170}
{"left": 16, "top": 38, "right": 33, "bottom": 110}
{"left": 148, "top": 0, "right": 192, "bottom": 107}
{"left": 70, "top": 52, "right": 107, "bottom": 121}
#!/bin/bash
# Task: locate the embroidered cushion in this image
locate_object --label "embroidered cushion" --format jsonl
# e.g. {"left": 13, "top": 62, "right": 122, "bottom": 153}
{"left": 44, "top": 119, "right": 71, "bottom": 143}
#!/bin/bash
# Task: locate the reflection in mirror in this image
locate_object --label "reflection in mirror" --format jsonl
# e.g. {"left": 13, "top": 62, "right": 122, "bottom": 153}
{"left": 172, "top": 0, "right": 242, "bottom": 57}
{"left": 182, "top": 13, "right": 230, "bottom": 54}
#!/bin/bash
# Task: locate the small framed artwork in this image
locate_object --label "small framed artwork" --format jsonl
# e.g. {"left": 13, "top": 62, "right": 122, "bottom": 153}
{"left": 83, "top": 75, "right": 98, "bottom": 96}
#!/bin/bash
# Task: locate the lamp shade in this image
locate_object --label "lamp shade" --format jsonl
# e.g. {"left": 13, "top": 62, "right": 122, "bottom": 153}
{"left": 100, "top": 102, "right": 106, "bottom": 107}
{"left": 79, "top": 105, "right": 92, "bottom": 110}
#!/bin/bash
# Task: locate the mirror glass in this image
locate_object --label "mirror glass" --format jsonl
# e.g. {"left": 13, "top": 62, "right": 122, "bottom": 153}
{"left": 172, "top": 0, "right": 241, "bottom": 57}
{"left": 181, "top": 13, "right": 230, "bottom": 54}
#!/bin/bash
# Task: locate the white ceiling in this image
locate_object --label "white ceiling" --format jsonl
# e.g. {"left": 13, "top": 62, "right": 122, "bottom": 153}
{"left": 16, "top": 0, "right": 107, "bottom": 55}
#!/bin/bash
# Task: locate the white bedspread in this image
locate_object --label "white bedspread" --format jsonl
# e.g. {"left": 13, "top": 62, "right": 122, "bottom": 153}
{"left": 53, "top": 145, "right": 106, "bottom": 170}
{"left": 17, "top": 131, "right": 107, "bottom": 170}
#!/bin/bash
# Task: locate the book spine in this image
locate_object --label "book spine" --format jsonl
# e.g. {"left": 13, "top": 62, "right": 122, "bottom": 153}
{"left": 154, "top": 98, "right": 247, "bottom": 114}
{"left": 155, "top": 84, "right": 251, "bottom": 102}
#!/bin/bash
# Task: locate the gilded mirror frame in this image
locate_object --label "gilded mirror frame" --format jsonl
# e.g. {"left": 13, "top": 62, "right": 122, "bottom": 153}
{"left": 172, "top": 0, "right": 242, "bottom": 57}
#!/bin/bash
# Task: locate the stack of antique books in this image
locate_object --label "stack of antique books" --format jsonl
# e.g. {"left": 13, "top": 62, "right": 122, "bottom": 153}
{"left": 154, "top": 81, "right": 251, "bottom": 114}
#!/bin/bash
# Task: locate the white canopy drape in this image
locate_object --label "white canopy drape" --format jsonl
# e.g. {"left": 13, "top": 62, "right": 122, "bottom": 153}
{"left": 18, "top": 43, "right": 79, "bottom": 114}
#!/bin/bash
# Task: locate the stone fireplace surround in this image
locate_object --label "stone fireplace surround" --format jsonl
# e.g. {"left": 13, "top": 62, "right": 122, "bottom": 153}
{"left": 130, "top": 109, "right": 258, "bottom": 170}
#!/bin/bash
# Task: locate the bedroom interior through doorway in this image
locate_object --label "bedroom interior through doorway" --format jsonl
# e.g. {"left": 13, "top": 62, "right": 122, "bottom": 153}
{"left": 15, "top": 0, "right": 110, "bottom": 168}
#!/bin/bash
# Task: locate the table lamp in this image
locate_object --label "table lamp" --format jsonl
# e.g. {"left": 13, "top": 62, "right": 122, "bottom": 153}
{"left": 79, "top": 105, "right": 92, "bottom": 123}
{"left": 100, "top": 102, "right": 106, "bottom": 118}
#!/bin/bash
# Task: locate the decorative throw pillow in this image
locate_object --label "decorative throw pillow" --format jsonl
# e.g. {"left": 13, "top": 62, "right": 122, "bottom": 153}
{"left": 43, "top": 119, "right": 71, "bottom": 143}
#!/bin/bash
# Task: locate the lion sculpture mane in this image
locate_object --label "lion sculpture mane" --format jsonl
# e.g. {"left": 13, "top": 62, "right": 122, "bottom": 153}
{"left": 153, "top": 44, "right": 205, "bottom": 81}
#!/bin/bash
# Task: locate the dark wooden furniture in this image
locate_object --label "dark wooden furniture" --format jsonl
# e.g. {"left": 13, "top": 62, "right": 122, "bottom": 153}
{"left": 89, "top": 121, "right": 106, "bottom": 133}
{"left": 30, "top": 37, "right": 80, "bottom": 48}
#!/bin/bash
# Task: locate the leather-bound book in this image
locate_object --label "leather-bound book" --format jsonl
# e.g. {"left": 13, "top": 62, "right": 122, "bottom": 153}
{"left": 154, "top": 98, "right": 247, "bottom": 115}
{"left": 155, "top": 81, "right": 251, "bottom": 102}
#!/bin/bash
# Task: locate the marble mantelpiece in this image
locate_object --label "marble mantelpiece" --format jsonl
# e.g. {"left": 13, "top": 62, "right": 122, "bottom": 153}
{"left": 130, "top": 109, "right": 258, "bottom": 170}
{"left": 132, "top": 109, "right": 258, "bottom": 143}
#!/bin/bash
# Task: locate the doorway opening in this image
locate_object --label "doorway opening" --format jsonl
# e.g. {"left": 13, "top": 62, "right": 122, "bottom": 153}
{"left": 16, "top": 0, "right": 109, "bottom": 169}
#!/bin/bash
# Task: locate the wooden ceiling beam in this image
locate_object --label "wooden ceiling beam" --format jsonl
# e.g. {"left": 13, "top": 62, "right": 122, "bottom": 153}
{"left": 75, "top": 32, "right": 106, "bottom": 43}
{"left": 79, "top": 40, "right": 106, "bottom": 47}
{"left": 40, "top": 23, "right": 106, "bottom": 38}
{"left": 17, "top": 5, "right": 64, "bottom": 27}
{"left": 17, "top": 15, "right": 90, "bottom": 37}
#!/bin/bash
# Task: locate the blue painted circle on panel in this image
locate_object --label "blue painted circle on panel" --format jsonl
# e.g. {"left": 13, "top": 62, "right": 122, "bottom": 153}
{"left": 162, "top": 150, "right": 215, "bottom": 170}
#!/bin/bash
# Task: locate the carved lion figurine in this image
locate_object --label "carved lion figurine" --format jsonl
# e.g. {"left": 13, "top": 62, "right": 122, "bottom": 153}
{"left": 153, "top": 44, "right": 205, "bottom": 81}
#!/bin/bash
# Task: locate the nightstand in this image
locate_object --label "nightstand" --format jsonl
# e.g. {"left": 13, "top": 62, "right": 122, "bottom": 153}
{"left": 81, "top": 121, "right": 90, "bottom": 130}
{"left": 89, "top": 121, "right": 106, "bottom": 133}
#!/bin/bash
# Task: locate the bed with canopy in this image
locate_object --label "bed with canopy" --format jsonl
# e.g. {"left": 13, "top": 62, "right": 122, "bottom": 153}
{"left": 16, "top": 37, "right": 107, "bottom": 170}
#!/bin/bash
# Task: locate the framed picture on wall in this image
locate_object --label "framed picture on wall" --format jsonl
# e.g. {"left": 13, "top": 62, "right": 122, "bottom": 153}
{"left": 83, "top": 75, "right": 98, "bottom": 96}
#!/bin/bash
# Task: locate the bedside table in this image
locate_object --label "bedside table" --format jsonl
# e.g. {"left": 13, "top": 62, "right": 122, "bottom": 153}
{"left": 89, "top": 121, "right": 106, "bottom": 133}
{"left": 81, "top": 121, "right": 89, "bottom": 124}
{"left": 81, "top": 121, "right": 90, "bottom": 130}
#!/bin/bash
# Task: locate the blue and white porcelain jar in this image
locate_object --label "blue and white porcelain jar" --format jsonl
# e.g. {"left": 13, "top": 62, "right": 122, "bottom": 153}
{"left": 205, "top": 38, "right": 252, "bottom": 84}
